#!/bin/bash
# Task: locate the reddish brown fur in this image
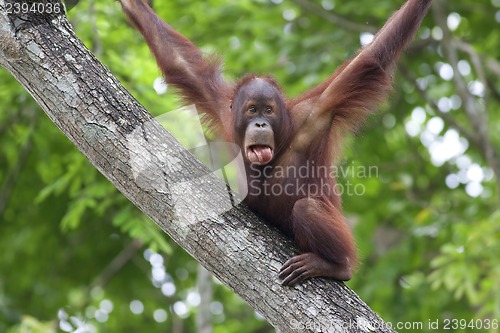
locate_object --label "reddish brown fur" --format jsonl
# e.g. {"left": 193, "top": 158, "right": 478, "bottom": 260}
{"left": 119, "top": 0, "right": 431, "bottom": 286}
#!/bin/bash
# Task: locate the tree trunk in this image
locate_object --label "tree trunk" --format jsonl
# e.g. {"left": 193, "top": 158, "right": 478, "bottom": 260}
{"left": 0, "top": 2, "right": 396, "bottom": 332}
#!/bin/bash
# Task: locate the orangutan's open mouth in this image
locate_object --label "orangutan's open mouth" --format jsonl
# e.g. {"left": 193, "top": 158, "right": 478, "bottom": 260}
{"left": 246, "top": 145, "right": 273, "bottom": 165}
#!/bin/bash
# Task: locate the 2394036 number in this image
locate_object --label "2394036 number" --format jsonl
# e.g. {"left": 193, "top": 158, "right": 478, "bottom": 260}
{"left": 4, "top": 2, "right": 62, "bottom": 14}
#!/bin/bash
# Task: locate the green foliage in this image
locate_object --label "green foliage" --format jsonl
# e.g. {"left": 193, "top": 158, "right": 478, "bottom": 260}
{"left": 7, "top": 316, "right": 56, "bottom": 333}
{"left": 1, "top": 0, "right": 499, "bottom": 332}
{"left": 430, "top": 212, "right": 500, "bottom": 319}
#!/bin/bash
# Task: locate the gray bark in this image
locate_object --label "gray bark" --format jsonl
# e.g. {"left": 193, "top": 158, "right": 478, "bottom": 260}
{"left": 0, "top": 1, "right": 396, "bottom": 332}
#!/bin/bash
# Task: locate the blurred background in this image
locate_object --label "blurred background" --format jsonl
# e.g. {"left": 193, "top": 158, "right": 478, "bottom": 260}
{"left": 1, "top": 0, "right": 499, "bottom": 332}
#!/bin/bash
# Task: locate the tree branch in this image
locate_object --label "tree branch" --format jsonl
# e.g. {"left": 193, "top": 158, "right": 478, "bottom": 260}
{"left": 0, "top": 1, "right": 395, "bottom": 332}
{"left": 293, "top": 0, "right": 378, "bottom": 34}
{"left": 196, "top": 265, "right": 213, "bottom": 333}
{"left": 452, "top": 39, "right": 500, "bottom": 78}
{"left": 90, "top": 238, "right": 143, "bottom": 289}
{"left": 452, "top": 39, "right": 500, "bottom": 101}
{"left": 431, "top": 0, "right": 500, "bottom": 201}
{"left": 399, "top": 64, "right": 479, "bottom": 147}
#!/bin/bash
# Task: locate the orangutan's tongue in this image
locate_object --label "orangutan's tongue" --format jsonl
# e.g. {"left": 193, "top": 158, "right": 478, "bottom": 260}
{"left": 248, "top": 146, "right": 272, "bottom": 164}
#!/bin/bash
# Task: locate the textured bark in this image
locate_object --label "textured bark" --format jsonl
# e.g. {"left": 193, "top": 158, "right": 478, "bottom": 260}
{"left": 0, "top": 1, "right": 396, "bottom": 332}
